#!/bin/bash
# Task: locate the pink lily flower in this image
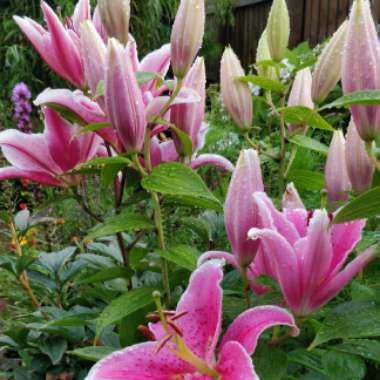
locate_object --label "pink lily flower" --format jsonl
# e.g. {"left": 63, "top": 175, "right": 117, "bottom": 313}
{"left": 0, "top": 108, "right": 102, "bottom": 186}
{"left": 86, "top": 260, "right": 299, "bottom": 380}
{"left": 14, "top": 0, "right": 93, "bottom": 88}
{"left": 248, "top": 191, "right": 377, "bottom": 316}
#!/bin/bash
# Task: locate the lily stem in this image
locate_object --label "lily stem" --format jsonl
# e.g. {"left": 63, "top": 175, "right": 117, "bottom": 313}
{"left": 365, "top": 141, "right": 380, "bottom": 172}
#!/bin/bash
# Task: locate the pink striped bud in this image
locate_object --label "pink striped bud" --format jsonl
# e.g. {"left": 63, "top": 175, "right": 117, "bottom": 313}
{"left": 345, "top": 119, "right": 374, "bottom": 193}
{"left": 325, "top": 130, "right": 351, "bottom": 206}
{"left": 312, "top": 21, "right": 348, "bottom": 104}
{"left": 220, "top": 47, "right": 252, "bottom": 130}
{"left": 170, "top": 0, "right": 205, "bottom": 78}
{"left": 97, "top": 0, "right": 130, "bottom": 44}
{"left": 287, "top": 68, "right": 314, "bottom": 134}
{"left": 80, "top": 21, "right": 106, "bottom": 109}
{"left": 282, "top": 182, "right": 305, "bottom": 210}
{"left": 171, "top": 58, "right": 206, "bottom": 155}
{"left": 105, "top": 39, "right": 146, "bottom": 152}
{"left": 342, "top": 0, "right": 380, "bottom": 141}
{"left": 224, "top": 149, "right": 264, "bottom": 266}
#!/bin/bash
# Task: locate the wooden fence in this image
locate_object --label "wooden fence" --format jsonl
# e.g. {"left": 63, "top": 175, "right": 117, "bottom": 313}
{"left": 210, "top": 0, "right": 380, "bottom": 72}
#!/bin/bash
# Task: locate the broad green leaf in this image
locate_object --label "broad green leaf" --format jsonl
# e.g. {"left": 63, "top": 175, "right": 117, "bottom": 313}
{"left": 157, "top": 245, "right": 199, "bottom": 271}
{"left": 77, "top": 156, "right": 131, "bottom": 170}
{"left": 253, "top": 345, "right": 288, "bottom": 380}
{"left": 239, "top": 75, "right": 286, "bottom": 93}
{"left": 96, "top": 287, "right": 155, "bottom": 336}
{"left": 322, "top": 351, "right": 366, "bottom": 380}
{"left": 280, "top": 106, "right": 334, "bottom": 131}
{"left": 334, "top": 187, "right": 380, "bottom": 223}
{"left": 101, "top": 164, "right": 124, "bottom": 190}
{"left": 14, "top": 209, "right": 30, "bottom": 231}
{"left": 287, "top": 169, "right": 325, "bottom": 190}
{"left": 289, "top": 135, "right": 328, "bottom": 155}
{"left": 85, "top": 212, "right": 154, "bottom": 241}
{"left": 37, "top": 247, "right": 76, "bottom": 275}
{"left": 68, "top": 346, "right": 117, "bottom": 362}
{"left": 45, "top": 312, "right": 98, "bottom": 327}
{"left": 332, "top": 339, "right": 380, "bottom": 364}
{"left": 142, "top": 163, "right": 223, "bottom": 212}
{"left": 77, "top": 122, "right": 111, "bottom": 136}
{"left": 288, "top": 349, "right": 326, "bottom": 375}
{"left": 47, "top": 103, "right": 86, "bottom": 126}
{"left": 170, "top": 124, "right": 193, "bottom": 157}
{"left": 319, "top": 90, "right": 380, "bottom": 111}
{"left": 79, "top": 266, "right": 133, "bottom": 284}
{"left": 136, "top": 71, "right": 160, "bottom": 85}
{"left": 310, "top": 301, "right": 380, "bottom": 349}
{"left": 39, "top": 338, "right": 67, "bottom": 365}
{"left": 182, "top": 217, "right": 211, "bottom": 242}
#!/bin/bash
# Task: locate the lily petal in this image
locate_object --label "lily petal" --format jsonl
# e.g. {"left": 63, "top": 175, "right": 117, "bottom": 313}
{"left": 221, "top": 305, "right": 299, "bottom": 355}
{"left": 197, "top": 251, "right": 239, "bottom": 269}
{"left": 190, "top": 154, "right": 234, "bottom": 172}
{"left": 0, "top": 167, "right": 61, "bottom": 186}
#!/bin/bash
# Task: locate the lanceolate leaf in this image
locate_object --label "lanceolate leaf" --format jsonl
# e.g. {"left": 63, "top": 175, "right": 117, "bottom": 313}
{"left": 280, "top": 106, "right": 334, "bottom": 131}
{"left": 157, "top": 245, "right": 199, "bottom": 271}
{"left": 287, "top": 169, "right": 325, "bottom": 190}
{"left": 332, "top": 339, "right": 380, "bottom": 364}
{"left": 142, "top": 163, "right": 223, "bottom": 212}
{"left": 239, "top": 75, "right": 286, "bottom": 93}
{"left": 69, "top": 346, "right": 117, "bottom": 362}
{"left": 79, "top": 266, "right": 133, "bottom": 284}
{"left": 85, "top": 212, "right": 154, "bottom": 241}
{"left": 96, "top": 287, "right": 156, "bottom": 336}
{"left": 334, "top": 187, "right": 380, "bottom": 223}
{"left": 319, "top": 90, "right": 380, "bottom": 111}
{"left": 289, "top": 135, "right": 329, "bottom": 155}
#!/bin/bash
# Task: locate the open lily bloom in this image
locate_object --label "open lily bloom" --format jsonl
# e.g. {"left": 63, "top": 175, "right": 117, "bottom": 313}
{"left": 86, "top": 260, "right": 299, "bottom": 380}
{"left": 0, "top": 108, "right": 102, "bottom": 186}
{"left": 248, "top": 191, "right": 377, "bottom": 316}
{"left": 14, "top": 0, "right": 95, "bottom": 88}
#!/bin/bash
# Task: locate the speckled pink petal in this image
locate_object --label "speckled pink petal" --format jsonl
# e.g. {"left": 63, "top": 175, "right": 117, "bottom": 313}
{"left": 175, "top": 260, "right": 224, "bottom": 362}
{"left": 85, "top": 342, "right": 193, "bottom": 380}
{"left": 329, "top": 219, "right": 366, "bottom": 274}
{"left": 216, "top": 341, "right": 258, "bottom": 380}
{"left": 220, "top": 306, "right": 299, "bottom": 355}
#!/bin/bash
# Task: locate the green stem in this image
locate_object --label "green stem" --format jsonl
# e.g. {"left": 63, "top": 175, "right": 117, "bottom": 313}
{"left": 284, "top": 144, "right": 298, "bottom": 179}
{"left": 365, "top": 141, "right": 380, "bottom": 172}
{"left": 278, "top": 97, "right": 287, "bottom": 194}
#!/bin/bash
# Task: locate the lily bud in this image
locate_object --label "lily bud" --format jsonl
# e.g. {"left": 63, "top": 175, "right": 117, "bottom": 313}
{"left": 325, "top": 130, "right": 351, "bottom": 206}
{"left": 97, "top": 0, "right": 130, "bottom": 44}
{"left": 224, "top": 149, "right": 264, "bottom": 267}
{"left": 256, "top": 29, "right": 277, "bottom": 80}
{"left": 345, "top": 119, "right": 374, "bottom": 193}
{"left": 312, "top": 21, "right": 348, "bottom": 104}
{"left": 266, "top": 0, "right": 290, "bottom": 61}
{"left": 282, "top": 182, "right": 305, "bottom": 210}
{"left": 105, "top": 39, "right": 146, "bottom": 152}
{"left": 220, "top": 47, "right": 252, "bottom": 130}
{"left": 342, "top": 0, "right": 380, "bottom": 141}
{"left": 287, "top": 68, "right": 313, "bottom": 134}
{"left": 171, "top": 58, "right": 206, "bottom": 155}
{"left": 171, "top": 0, "right": 205, "bottom": 78}
{"left": 80, "top": 21, "right": 106, "bottom": 108}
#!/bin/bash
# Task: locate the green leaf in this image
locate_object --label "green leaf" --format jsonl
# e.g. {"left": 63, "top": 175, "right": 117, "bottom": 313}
{"left": 79, "top": 266, "right": 133, "bottom": 284}
{"left": 14, "top": 209, "right": 30, "bottom": 231}
{"left": 47, "top": 103, "right": 86, "bottom": 126}
{"left": 182, "top": 217, "right": 211, "bottom": 242}
{"left": 37, "top": 247, "right": 76, "bottom": 275}
{"left": 332, "top": 339, "right": 380, "bottom": 364}
{"left": 142, "top": 163, "right": 223, "bottom": 212}
{"left": 253, "top": 344, "right": 288, "bottom": 380}
{"left": 334, "top": 186, "right": 380, "bottom": 223}
{"left": 77, "top": 122, "right": 111, "bottom": 136}
{"left": 280, "top": 106, "right": 334, "bottom": 131}
{"left": 68, "top": 346, "right": 117, "bottom": 362}
{"left": 77, "top": 156, "right": 131, "bottom": 169}
{"left": 289, "top": 135, "right": 328, "bottom": 155}
{"left": 322, "top": 351, "right": 366, "bottom": 380}
{"left": 157, "top": 245, "right": 199, "bottom": 271}
{"left": 319, "top": 90, "right": 380, "bottom": 111}
{"left": 39, "top": 338, "right": 67, "bottom": 365}
{"left": 287, "top": 169, "right": 325, "bottom": 190}
{"left": 95, "top": 80, "right": 105, "bottom": 98}
{"left": 101, "top": 164, "right": 125, "bottom": 190}
{"left": 239, "top": 75, "right": 286, "bottom": 93}
{"left": 45, "top": 312, "right": 98, "bottom": 327}
{"left": 85, "top": 212, "right": 154, "bottom": 241}
{"left": 288, "top": 349, "right": 326, "bottom": 375}
{"left": 310, "top": 301, "right": 380, "bottom": 349}
{"left": 170, "top": 124, "right": 193, "bottom": 157}
{"left": 136, "top": 71, "right": 160, "bottom": 85}
{"left": 96, "top": 287, "right": 155, "bottom": 336}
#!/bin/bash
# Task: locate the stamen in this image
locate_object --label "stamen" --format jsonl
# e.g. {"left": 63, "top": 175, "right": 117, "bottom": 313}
{"left": 167, "top": 320, "right": 183, "bottom": 337}
{"left": 154, "top": 334, "right": 172, "bottom": 354}
{"left": 137, "top": 325, "right": 156, "bottom": 341}
{"left": 171, "top": 311, "right": 188, "bottom": 321}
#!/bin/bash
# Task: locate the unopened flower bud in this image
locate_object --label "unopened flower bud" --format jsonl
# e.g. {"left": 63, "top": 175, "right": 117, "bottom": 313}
{"left": 224, "top": 149, "right": 264, "bottom": 266}
{"left": 342, "top": 0, "right": 380, "bottom": 141}
{"left": 220, "top": 47, "right": 252, "bottom": 130}
{"left": 266, "top": 0, "right": 290, "bottom": 61}
{"left": 170, "top": 0, "right": 205, "bottom": 78}
{"left": 345, "top": 119, "right": 374, "bottom": 193}
{"left": 256, "top": 29, "right": 277, "bottom": 80}
{"left": 282, "top": 182, "right": 305, "bottom": 209}
{"left": 97, "top": 0, "right": 130, "bottom": 44}
{"left": 312, "top": 21, "right": 348, "bottom": 104}
{"left": 287, "top": 68, "right": 313, "bottom": 134}
{"left": 325, "top": 130, "right": 351, "bottom": 206}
